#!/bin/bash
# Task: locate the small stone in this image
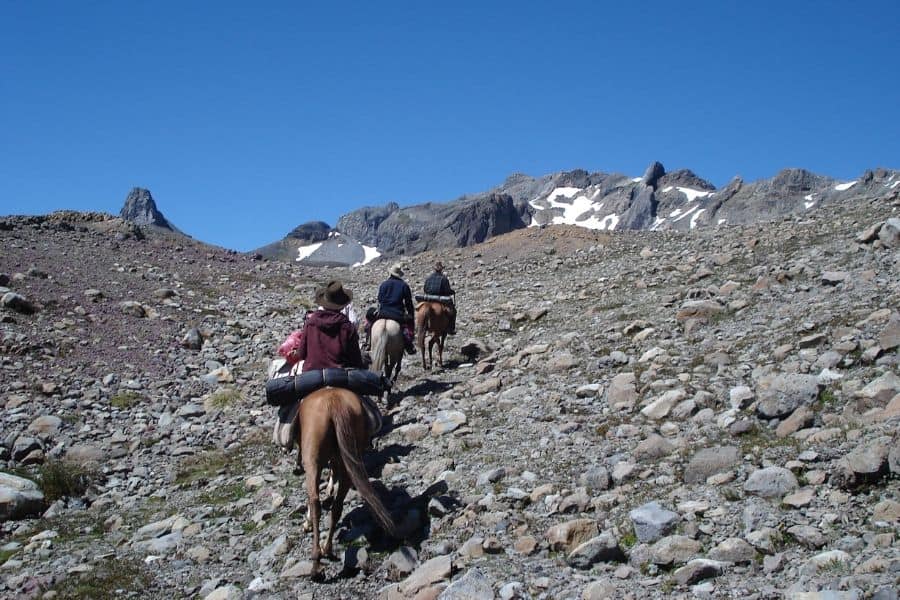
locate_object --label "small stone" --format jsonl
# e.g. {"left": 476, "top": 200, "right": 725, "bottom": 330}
{"left": 629, "top": 501, "right": 678, "bottom": 543}
{"left": 743, "top": 467, "right": 798, "bottom": 498}
{"left": 673, "top": 559, "right": 727, "bottom": 586}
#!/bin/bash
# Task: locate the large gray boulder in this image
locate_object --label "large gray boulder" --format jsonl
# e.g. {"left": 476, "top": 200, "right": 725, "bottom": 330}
{"left": 756, "top": 374, "right": 822, "bottom": 419}
{"left": 683, "top": 446, "right": 741, "bottom": 484}
{"left": 0, "top": 473, "right": 45, "bottom": 521}
{"left": 743, "top": 467, "right": 799, "bottom": 498}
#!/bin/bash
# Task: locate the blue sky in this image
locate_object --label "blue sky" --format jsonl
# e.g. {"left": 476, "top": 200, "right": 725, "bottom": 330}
{"left": 2, "top": 1, "right": 898, "bottom": 251}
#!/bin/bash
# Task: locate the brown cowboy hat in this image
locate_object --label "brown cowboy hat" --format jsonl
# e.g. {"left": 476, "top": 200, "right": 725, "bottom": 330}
{"left": 315, "top": 280, "right": 353, "bottom": 310}
{"left": 433, "top": 261, "right": 445, "bottom": 272}
{"left": 389, "top": 263, "right": 404, "bottom": 278}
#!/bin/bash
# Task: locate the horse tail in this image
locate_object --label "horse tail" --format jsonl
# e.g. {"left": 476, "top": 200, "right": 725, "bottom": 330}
{"left": 332, "top": 400, "right": 398, "bottom": 537}
{"left": 415, "top": 306, "right": 428, "bottom": 349}
{"left": 370, "top": 321, "right": 387, "bottom": 374}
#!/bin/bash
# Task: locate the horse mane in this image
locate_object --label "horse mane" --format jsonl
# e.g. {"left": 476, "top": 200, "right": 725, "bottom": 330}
{"left": 331, "top": 396, "right": 398, "bottom": 537}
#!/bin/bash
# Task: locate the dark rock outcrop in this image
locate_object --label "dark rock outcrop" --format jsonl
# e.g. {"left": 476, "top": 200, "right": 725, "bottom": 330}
{"left": 286, "top": 221, "right": 331, "bottom": 243}
{"left": 119, "top": 188, "right": 177, "bottom": 231}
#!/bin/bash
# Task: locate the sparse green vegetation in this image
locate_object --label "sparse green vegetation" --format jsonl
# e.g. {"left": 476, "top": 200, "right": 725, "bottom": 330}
{"left": 49, "top": 557, "right": 151, "bottom": 599}
{"left": 196, "top": 480, "right": 246, "bottom": 506}
{"left": 38, "top": 459, "right": 97, "bottom": 502}
{"left": 206, "top": 387, "right": 241, "bottom": 410}
{"left": 0, "top": 547, "right": 19, "bottom": 566}
{"left": 739, "top": 428, "right": 801, "bottom": 455}
{"left": 660, "top": 577, "right": 676, "bottom": 594}
{"left": 176, "top": 430, "right": 278, "bottom": 487}
{"left": 721, "top": 487, "right": 742, "bottom": 502}
{"left": 818, "top": 388, "right": 838, "bottom": 407}
{"left": 109, "top": 390, "right": 143, "bottom": 409}
{"left": 620, "top": 530, "right": 637, "bottom": 548}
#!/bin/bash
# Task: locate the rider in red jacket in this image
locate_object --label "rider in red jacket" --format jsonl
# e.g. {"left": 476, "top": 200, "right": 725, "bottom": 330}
{"left": 296, "top": 281, "right": 363, "bottom": 371}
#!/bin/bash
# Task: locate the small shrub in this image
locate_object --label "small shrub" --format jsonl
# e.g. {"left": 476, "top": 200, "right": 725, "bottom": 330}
{"left": 207, "top": 388, "right": 241, "bottom": 410}
{"left": 109, "top": 391, "right": 142, "bottom": 409}
{"left": 818, "top": 388, "right": 838, "bottom": 406}
{"left": 39, "top": 459, "right": 96, "bottom": 502}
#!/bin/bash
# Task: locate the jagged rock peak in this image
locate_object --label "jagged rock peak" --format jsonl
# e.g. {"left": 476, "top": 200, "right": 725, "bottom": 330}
{"left": 119, "top": 188, "right": 173, "bottom": 229}
{"left": 641, "top": 161, "right": 666, "bottom": 188}
{"left": 287, "top": 221, "right": 331, "bottom": 242}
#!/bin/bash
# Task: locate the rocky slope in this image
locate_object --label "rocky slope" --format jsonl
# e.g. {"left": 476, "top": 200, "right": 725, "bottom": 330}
{"left": 1, "top": 187, "right": 899, "bottom": 599}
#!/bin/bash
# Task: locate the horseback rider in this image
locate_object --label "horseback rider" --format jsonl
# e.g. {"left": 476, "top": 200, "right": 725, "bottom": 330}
{"left": 424, "top": 261, "right": 456, "bottom": 335}
{"left": 366, "top": 263, "right": 416, "bottom": 355}
{"left": 296, "top": 280, "right": 364, "bottom": 371}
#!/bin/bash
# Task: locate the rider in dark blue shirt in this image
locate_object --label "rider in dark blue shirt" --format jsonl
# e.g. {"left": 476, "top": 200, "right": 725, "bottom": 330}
{"left": 364, "top": 263, "right": 416, "bottom": 354}
{"left": 423, "top": 261, "right": 456, "bottom": 334}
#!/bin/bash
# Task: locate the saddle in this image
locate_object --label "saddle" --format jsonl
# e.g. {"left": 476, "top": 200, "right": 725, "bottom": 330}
{"left": 269, "top": 369, "right": 387, "bottom": 449}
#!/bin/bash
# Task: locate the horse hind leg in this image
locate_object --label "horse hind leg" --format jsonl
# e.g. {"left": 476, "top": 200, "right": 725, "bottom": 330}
{"left": 437, "top": 334, "right": 446, "bottom": 368}
{"left": 303, "top": 462, "right": 323, "bottom": 573}
{"left": 323, "top": 463, "right": 350, "bottom": 558}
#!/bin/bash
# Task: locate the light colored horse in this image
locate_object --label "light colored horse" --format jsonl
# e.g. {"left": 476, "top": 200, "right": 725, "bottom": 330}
{"left": 298, "top": 387, "right": 398, "bottom": 576}
{"left": 370, "top": 319, "right": 405, "bottom": 389}
{"left": 415, "top": 301, "right": 452, "bottom": 370}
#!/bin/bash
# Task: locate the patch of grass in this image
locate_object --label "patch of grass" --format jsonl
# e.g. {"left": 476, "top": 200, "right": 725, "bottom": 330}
{"left": 50, "top": 557, "right": 151, "bottom": 599}
{"left": 739, "top": 429, "right": 801, "bottom": 456}
{"left": 196, "top": 480, "right": 246, "bottom": 506}
{"left": 41, "top": 512, "right": 106, "bottom": 543}
{"left": 0, "top": 547, "right": 19, "bottom": 565}
{"left": 660, "top": 577, "right": 676, "bottom": 594}
{"left": 206, "top": 387, "right": 241, "bottom": 410}
{"left": 109, "top": 390, "right": 143, "bottom": 409}
{"left": 817, "top": 388, "right": 838, "bottom": 407}
{"left": 620, "top": 530, "right": 637, "bottom": 549}
{"left": 176, "top": 429, "right": 279, "bottom": 487}
{"left": 721, "top": 487, "right": 742, "bottom": 502}
{"left": 175, "top": 450, "right": 229, "bottom": 486}
{"left": 818, "top": 557, "right": 850, "bottom": 575}
{"left": 39, "top": 459, "right": 97, "bottom": 502}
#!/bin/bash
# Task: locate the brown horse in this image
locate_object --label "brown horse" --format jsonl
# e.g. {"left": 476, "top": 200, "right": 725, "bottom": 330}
{"left": 298, "top": 387, "right": 398, "bottom": 575}
{"left": 415, "top": 301, "right": 452, "bottom": 370}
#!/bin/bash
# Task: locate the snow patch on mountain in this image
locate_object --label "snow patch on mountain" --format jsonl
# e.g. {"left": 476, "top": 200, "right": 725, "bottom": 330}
{"left": 353, "top": 245, "right": 381, "bottom": 267}
{"left": 834, "top": 181, "right": 857, "bottom": 191}
{"left": 296, "top": 243, "right": 323, "bottom": 262}
{"left": 676, "top": 187, "right": 712, "bottom": 202}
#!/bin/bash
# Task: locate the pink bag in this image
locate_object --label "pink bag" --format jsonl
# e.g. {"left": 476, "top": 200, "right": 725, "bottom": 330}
{"left": 277, "top": 330, "right": 304, "bottom": 364}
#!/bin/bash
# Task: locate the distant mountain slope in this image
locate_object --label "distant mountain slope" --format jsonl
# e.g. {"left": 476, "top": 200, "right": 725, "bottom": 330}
{"left": 255, "top": 163, "right": 900, "bottom": 264}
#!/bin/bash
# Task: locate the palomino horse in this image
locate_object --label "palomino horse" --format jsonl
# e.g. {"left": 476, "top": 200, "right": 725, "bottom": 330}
{"left": 415, "top": 301, "right": 452, "bottom": 370}
{"left": 370, "top": 319, "right": 405, "bottom": 389}
{"left": 298, "top": 387, "right": 398, "bottom": 575}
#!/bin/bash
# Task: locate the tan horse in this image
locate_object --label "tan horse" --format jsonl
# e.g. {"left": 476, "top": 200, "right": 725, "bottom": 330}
{"left": 370, "top": 319, "right": 405, "bottom": 389}
{"left": 298, "top": 387, "right": 398, "bottom": 575}
{"left": 415, "top": 301, "right": 452, "bottom": 370}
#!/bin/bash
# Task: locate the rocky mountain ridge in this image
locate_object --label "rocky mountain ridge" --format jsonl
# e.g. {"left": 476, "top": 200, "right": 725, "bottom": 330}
{"left": 257, "top": 163, "right": 900, "bottom": 265}
{"left": 1, "top": 180, "right": 898, "bottom": 598}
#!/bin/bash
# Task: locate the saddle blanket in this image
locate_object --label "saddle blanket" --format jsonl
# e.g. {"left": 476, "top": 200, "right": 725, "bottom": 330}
{"left": 414, "top": 294, "right": 453, "bottom": 304}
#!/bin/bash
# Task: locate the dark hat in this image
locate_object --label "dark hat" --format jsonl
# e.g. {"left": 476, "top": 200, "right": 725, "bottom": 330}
{"left": 315, "top": 280, "right": 353, "bottom": 310}
{"left": 389, "top": 263, "right": 404, "bottom": 278}
{"left": 433, "top": 261, "right": 445, "bottom": 272}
